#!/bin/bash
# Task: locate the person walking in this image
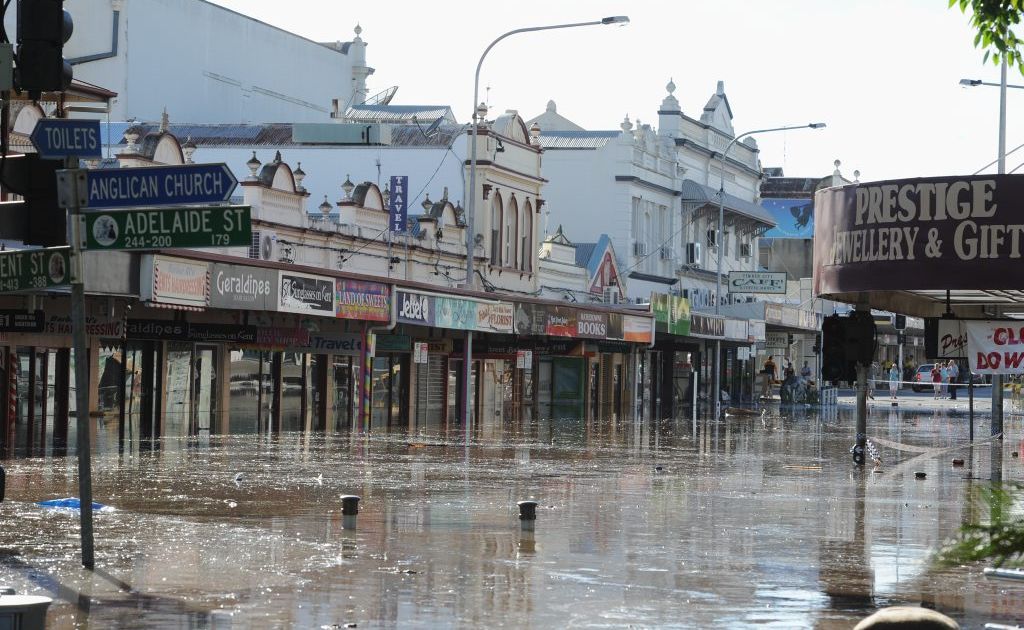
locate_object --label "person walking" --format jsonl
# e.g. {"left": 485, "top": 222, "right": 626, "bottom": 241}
{"left": 760, "top": 356, "right": 777, "bottom": 399}
{"left": 948, "top": 359, "right": 959, "bottom": 400}
{"left": 889, "top": 363, "right": 900, "bottom": 400}
{"left": 931, "top": 363, "right": 943, "bottom": 399}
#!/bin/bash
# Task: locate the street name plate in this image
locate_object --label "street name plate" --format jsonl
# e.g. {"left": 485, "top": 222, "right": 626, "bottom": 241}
{"left": 84, "top": 163, "right": 238, "bottom": 208}
{"left": 82, "top": 205, "right": 252, "bottom": 251}
{"left": 0, "top": 247, "right": 72, "bottom": 292}
{"left": 30, "top": 119, "right": 102, "bottom": 160}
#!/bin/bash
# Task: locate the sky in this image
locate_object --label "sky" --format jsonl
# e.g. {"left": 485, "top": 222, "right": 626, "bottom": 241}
{"left": 206, "top": 0, "right": 1019, "bottom": 182}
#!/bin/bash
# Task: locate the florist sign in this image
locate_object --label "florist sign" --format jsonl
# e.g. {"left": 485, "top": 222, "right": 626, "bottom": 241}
{"left": 814, "top": 175, "right": 1024, "bottom": 295}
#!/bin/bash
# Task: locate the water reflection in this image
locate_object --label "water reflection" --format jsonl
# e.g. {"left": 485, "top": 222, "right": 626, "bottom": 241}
{"left": 0, "top": 405, "right": 1022, "bottom": 628}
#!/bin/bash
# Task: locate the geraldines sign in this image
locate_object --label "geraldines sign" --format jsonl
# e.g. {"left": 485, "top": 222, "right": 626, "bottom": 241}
{"left": 814, "top": 174, "right": 1024, "bottom": 295}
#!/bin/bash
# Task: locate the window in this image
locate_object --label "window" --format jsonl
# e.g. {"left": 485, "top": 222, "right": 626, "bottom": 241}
{"left": 505, "top": 196, "right": 518, "bottom": 267}
{"left": 522, "top": 201, "right": 533, "bottom": 272}
{"left": 490, "top": 195, "right": 502, "bottom": 264}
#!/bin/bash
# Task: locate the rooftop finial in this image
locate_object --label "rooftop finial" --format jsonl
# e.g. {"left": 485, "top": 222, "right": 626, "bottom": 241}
{"left": 159, "top": 107, "right": 169, "bottom": 132}
{"left": 666, "top": 78, "right": 676, "bottom": 95}
{"left": 354, "top": 23, "right": 362, "bottom": 39}
{"left": 716, "top": 80, "right": 725, "bottom": 95}
{"left": 546, "top": 99, "right": 556, "bottom": 113}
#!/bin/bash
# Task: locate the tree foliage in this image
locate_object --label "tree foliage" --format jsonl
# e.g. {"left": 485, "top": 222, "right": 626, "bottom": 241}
{"left": 952, "top": 0, "right": 1024, "bottom": 70}
{"left": 934, "top": 484, "right": 1024, "bottom": 568}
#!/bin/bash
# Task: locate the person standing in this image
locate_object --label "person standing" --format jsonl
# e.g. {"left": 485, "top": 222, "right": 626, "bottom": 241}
{"left": 948, "top": 359, "right": 959, "bottom": 400}
{"left": 760, "top": 356, "right": 777, "bottom": 399}
{"left": 940, "top": 362, "right": 950, "bottom": 398}
{"left": 800, "top": 361, "right": 812, "bottom": 379}
{"left": 931, "top": 363, "right": 943, "bottom": 399}
{"left": 889, "top": 363, "right": 900, "bottom": 400}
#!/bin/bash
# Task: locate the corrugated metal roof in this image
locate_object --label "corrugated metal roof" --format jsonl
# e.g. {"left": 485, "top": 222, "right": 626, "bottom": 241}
{"left": 344, "top": 104, "right": 455, "bottom": 124}
{"left": 574, "top": 242, "right": 596, "bottom": 268}
{"left": 680, "top": 179, "right": 776, "bottom": 226}
{"left": 538, "top": 130, "right": 619, "bottom": 150}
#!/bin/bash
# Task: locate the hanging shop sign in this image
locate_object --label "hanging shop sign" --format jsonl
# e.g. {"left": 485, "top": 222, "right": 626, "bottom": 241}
{"left": 690, "top": 314, "right": 725, "bottom": 339}
{"left": 728, "top": 271, "right": 787, "bottom": 294}
{"left": 376, "top": 334, "right": 411, "bottom": 352}
{"left": 814, "top": 174, "right": 1024, "bottom": 296}
{"left": 748, "top": 320, "right": 766, "bottom": 342}
{"left": 576, "top": 311, "right": 609, "bottom": 339}
{"left": 723, "top": 318, "right": 748, "bottom": 341}
{"left": 924, "top": 318, "right": 967, "bottom": 359}
{"left": 513, "top": 303, "right": 546, "bottom": 335}
{"left": 434, "top": 296, "right": 478, "bottom": 330}
{"left": 544, "top": 306, "right": 577, "bottom": 337}
{"left": 475, "top": 302, "right": 514, "bottom": 333}
{"left": 966, "top": 320, "right": 1024, "bottom": 374}
{"left": 209, "top": 263, "right": 277, "bottom": 311}
{"left": 0, "top": 310, "right": 43, "bottom": 333}
{"left": 336, "top": 279, "right": 390, "bottom": 322}
{"left": 766, "top": 332, "right": 789, "bottom": 347}
{"left": 278, "top": 271, "right": 335, "bottom": 316}
{"left": 388, "top": 175, "right": 409, "bottom": 233}
{"left": 623, "top": 315, "right": 654, "bottom": 344}
{"left": 140, "top": 255, "right": 209, "bottom": 309}
{"left": 650, "top": 293, "right": 691, "bottom": 336}
{"left": 126, "top": 319, "right": 257, "bottom": 343}
{"left": 423, "top": 339, "right": 453, "bottom": 354}
{"left": 396, "top": 290, "right": 434, "bottom": 326}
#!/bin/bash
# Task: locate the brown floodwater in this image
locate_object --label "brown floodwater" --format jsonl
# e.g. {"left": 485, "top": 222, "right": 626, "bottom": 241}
{"left": 1, "top": 405, "right": 1023, "bottom": 628}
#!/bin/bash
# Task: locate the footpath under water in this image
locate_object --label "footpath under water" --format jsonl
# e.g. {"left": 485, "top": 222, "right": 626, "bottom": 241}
{"left": 1, "top": 403, "right": 1023, "bottom": 629}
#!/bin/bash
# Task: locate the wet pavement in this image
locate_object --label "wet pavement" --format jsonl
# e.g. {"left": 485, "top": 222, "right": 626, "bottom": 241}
{"left": 1, "top": 406, "right": 1023, "bottom": 629}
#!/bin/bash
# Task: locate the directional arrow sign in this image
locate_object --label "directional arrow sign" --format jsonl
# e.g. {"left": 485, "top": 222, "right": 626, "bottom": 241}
{"left": 84, "top": 163, "right": 238, "bottom": 209}
{"left": 29, "top": 119, "right": 102, "bottom": 160}
{"left": 82, "top": 205, "right": 251, "bottom": 250}
{"left": 0, "top": 247, "right": 72, "bottom": 293}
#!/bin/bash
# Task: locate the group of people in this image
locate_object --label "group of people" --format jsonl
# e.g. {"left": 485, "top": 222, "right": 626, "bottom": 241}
{"left": 759, "top": 355, "right": 813, "bottom": 400}
{"left": 929, "top": 360, "right": 961, "bottom": 400}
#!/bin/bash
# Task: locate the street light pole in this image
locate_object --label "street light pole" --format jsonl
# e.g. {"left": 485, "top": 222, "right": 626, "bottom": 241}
{"left": 713, "top": 122, "right": 824, "bottom": 419}
{"left": 461, "top": 16, "right": 628, "bottom": 429}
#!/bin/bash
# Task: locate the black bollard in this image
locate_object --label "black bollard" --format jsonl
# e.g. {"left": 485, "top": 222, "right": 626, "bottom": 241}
{"left": 952, "top": 458, "right": 965, "bottom": 467}
{"left": 914, "top": 471, "right": 927, "bottom": 479}
{"left": 517, "top": 500, "right": 538, "bottom": 521}
{"left": 340, "top": 495, "right": 361, "bottom": 516}
{"left": 0, "top": 465, "right": 5, "bottom": 503}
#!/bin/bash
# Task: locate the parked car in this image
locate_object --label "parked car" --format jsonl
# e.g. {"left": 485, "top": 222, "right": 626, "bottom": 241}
{"left": 912, "top": 364, "right": 935, "bottom": 392}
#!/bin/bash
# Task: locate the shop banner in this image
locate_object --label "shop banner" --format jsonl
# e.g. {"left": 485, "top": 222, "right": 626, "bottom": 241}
{"left": 126, "top": 319, "right": 257, "bottom": 343}
{"left": 514, "top": 303, "right": 547, "bottom": 335}
{"left": 0, "top": 310, "right": 43, "bottom": 333}
{"left": 44, "top": 314, "right": 123, "bottom": 337}
{"left": 141, "top": 255, "right": 209, "bottom": 308}
{"left": 476, "top": 302, "right": 514, "bottom": 333}
{"left": 303, "top": 333, "right": 363, "bottom": 356}
{"left": 814, "top": 174, "right": 1024, "bottom": 296}
{"left": 967, "top": 320, "right": 1024, "bottom": 374}
{"left": 623, "top": 315, "right": 654, "bottom": 344}
{"left": 748, "top": 320, "right": 766, "bottom": 342}
{"left": 397, "top": 290, "right": 434, "bottom": 326}
{"left": 651, "top": 293, "right": 691, "bottom": 336}
{"left": 925, "top": 318, "right": 967, "bottom": 359}
{"left": 723, "top": 318, "right": 747, "bottom": 341}
{"left": 210, "top": 263, "right": 277, "bottom": 311}
{"left": 576, "top": 311, "right": 609, "bottom": 339}
{"left": 607, "top": 313, "right": 624, "bottom": 340}
{"left": 376, "top": 334, "right": 411, "bottom": 352}
{"left": 691, "top": 314, "right": 725, "bottom": 339}
{"left": 336, "top": 279, "right": 390, "bottom": 322}
{"left": 435, "top": 296, "right": 478, "bottom": 330}
{"left": 545, "top": 306, "right": 577, "bottom": 337}
{"left": 278, "top": 271, "right": 335, "bottom": 316}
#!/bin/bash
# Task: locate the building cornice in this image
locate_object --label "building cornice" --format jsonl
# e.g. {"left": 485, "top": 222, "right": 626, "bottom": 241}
{"left": 614, "top": 175, "right": 680, "bottom": 197}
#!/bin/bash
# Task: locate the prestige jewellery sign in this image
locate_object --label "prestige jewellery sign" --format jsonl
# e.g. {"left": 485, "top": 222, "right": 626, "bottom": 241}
{"left": 814, "top": 174, "right": 1024, "bottom": 295}
{"left": 728, "top": 271, "right": 787, "bottom": 294}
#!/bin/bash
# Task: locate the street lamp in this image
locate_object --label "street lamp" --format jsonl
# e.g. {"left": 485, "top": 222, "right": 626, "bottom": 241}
{"left": 712, "top": 122, "right": 824, "bottom": 419}
{"left": 461, "top": 16, "right": 629, "bottom": 429}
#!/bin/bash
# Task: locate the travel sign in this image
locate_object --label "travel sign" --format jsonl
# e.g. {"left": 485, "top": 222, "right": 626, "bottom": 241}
{"left": 84, "top": 163, "right": 238, "bottom": 208}
{"left": 29, "top": 119, "right": 102, "bottom": 160}
{"left": 82, "top": 205, "right": 251, "bottom": 250}
{"left": 0, "top": 247, "right": 71, "bottom": 293}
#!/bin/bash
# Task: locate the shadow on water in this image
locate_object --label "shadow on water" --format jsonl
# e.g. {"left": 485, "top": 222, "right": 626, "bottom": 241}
{"left": 0, "top": 402, "right": 1022, "bottom": 628}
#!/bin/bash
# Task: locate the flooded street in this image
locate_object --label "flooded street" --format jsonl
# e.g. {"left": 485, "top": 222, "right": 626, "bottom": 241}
{"left": 2, "top": 405, "right": 1023, "bottom": 628}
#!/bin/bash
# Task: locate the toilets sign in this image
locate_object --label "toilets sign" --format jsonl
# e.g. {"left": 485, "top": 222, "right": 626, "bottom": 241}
{"left": 29, "top": 119, "right": 102, "bottom": 160}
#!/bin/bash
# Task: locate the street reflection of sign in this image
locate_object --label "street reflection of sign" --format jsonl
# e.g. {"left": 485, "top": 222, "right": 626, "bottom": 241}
{"left": 728, "top": 271, "right": 787, "bottom": 294}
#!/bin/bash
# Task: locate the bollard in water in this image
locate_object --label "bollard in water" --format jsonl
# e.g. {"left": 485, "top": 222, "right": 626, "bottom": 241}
{"left": 914, "top": 471, "right": 927, "bottom": 479}
{"left": 0, "top": 464, "right": 5, "bottom": 503}
{"left": 517, "top": 500, "right": 538, "bottom": 521}
{"left": 340, "top": 495, "right": 360, "bottom": 516}
{"left": 951, "top": 458, "right": 965, "bottom": 467}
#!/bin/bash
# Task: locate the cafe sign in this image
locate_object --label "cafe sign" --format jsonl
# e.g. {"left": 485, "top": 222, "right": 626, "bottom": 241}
{"left": 728, "top": 271, "right": 787, "bottom": 294}
{"left": 814, "top": 174, "right": 1024, "bottom": 296}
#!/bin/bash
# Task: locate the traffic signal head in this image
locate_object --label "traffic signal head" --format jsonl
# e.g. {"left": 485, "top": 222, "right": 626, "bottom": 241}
{"left": 15, "top": 0, "right": 73, "bottom": 99}
{"left": 1, "top": 153, "right": 67, "bottom": 247}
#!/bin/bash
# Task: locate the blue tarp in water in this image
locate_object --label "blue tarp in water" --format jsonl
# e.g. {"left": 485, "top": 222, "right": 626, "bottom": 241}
{"left": 37, "top": 498, "right": 109, "bottom": 511}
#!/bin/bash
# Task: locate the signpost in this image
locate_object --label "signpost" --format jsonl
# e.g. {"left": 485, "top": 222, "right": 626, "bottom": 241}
{"left": 29, "top": 119, "right": 102, "bottom": 161}
{"left": 82, "top": 205, "right": 251, "bottom": 250}
{"left": 0, "top": 247, "right": 71, "bottom": 292}
{"left": 81, "top": 163, "right": 238, "bottom": 209}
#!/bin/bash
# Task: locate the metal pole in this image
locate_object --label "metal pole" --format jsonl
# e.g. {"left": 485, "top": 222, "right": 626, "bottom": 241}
{"left": 461, "top": 18, "right": 620, "bottom": 429}
{"left": 65, "top": 162, "right": 95, "bottom": 568}
{"left": 991, "top": 55, "right": 1008, "bottom": 438}
{"left": 968, "top": 375, "right": 974, "bottom": 442}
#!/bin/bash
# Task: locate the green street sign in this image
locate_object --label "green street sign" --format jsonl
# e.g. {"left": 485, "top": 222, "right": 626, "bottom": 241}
{"left": 0, "top": 247, "right": 72, "bottom": 293}
{"left": 82, "top": 205, "right": 251, "bottom": 251}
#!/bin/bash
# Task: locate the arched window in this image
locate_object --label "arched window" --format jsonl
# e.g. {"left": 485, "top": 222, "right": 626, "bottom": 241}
{"left": 522, "top": 201, "right": 533, "bottom": 272}
{"left": 490, "top": 194, "right": 503, "bottom": 265}
{"left": 505, "top": 196, "right": 518, "bottom": 267}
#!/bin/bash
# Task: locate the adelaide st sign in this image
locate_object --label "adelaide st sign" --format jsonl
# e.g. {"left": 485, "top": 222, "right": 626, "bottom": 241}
{"left": 82, "top": 206, "right": 251, "bottom": 250}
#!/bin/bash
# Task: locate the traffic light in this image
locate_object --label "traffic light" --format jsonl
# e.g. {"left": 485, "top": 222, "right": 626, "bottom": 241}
{"left": 1, "top": 153, "right": 66, "bottom": 246}
{"left": 15, "top": 0, "right": 73, "bottom": 98}
{"left": 821, "top": 312, "right": 877, "bottom": 383}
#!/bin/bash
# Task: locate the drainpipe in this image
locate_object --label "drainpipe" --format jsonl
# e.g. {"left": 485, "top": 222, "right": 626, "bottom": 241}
{"left": 358, "top": 285, "right": 398, "bottom": 431}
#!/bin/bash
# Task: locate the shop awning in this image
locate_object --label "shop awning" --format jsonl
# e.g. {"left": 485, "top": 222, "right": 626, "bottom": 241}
{"left": 680, "top": 179, "right": 776, "bottom": 230}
